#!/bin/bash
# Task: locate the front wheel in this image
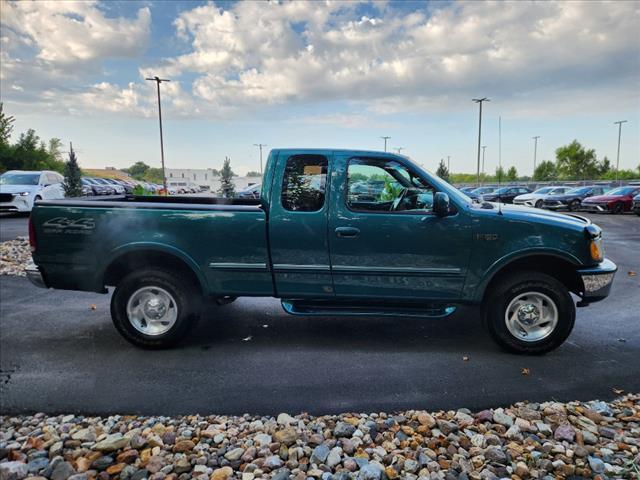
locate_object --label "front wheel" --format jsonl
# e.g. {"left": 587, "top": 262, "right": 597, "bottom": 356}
{"left": 612, "top": 202, "right": 623, "bottom": 214}
{"left": 482, "top": 271, "right": 575, "bottom": 354}
{"left": 535, "top": 200, "right": 543, "bottom": 208}
{"left": 111, "top": 268, "right": 200, "bottom": 348}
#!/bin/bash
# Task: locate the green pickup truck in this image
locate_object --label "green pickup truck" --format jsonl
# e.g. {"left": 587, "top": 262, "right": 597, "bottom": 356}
{"left": 27, "top": 149, "right": 616, "bottom": 353}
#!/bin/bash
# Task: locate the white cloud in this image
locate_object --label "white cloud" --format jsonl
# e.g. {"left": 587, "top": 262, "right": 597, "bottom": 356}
{"left": 1, "top": 0, "right": 638, "bottom": 121}
{"left": 152, "top": 0, "right": 638, "bottom": 118}
{"left": 1, "top": 0, "right": 150, "bottom": 64}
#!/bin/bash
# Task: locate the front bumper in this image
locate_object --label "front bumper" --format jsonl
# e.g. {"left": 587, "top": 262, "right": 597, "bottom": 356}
{"left": 581, "top": 203, "right": 608, "bottom": 213}
{"left": 25, "top": 265, "right": 48, "bottom": 289}
{"left": 543, "top": 202, "right": 566, "bottom": 210}
{"left": 577, "top": 258, "right": 617, "bottom": 303}
{"left": 0, "top": 196, "right": 32, "bottom": 212}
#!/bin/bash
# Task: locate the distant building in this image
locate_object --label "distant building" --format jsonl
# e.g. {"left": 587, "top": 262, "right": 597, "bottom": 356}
{"left": 165, "top": 168, "right": 260, "bottom": 192}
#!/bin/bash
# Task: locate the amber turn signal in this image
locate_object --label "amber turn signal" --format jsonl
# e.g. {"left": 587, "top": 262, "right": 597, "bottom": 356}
{"left": 590, "top": 241, "right": 603, "bottom": 262}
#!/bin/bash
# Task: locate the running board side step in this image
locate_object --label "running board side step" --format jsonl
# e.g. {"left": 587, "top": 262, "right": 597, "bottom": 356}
{"left": 281, "top": 299, "right": 456, "bottom": 318}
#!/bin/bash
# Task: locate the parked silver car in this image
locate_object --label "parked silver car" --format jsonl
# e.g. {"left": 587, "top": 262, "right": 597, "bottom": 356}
{"left": 0, "top": 170, "right": 65, "bottom": 212}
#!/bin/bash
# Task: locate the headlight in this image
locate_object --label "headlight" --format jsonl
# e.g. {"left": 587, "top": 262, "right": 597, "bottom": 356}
{"left": 19, "top": 191, "right": 31, "bottom": 196}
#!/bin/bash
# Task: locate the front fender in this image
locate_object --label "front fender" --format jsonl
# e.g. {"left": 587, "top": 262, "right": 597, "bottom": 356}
{"left": 468, "top": 248, "right": 582, "bottom": 303}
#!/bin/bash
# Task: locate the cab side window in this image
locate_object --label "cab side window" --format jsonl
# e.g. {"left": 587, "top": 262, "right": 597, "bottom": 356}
{"left": 347, "top": 158, "right": 435, "bottom": 213}
{"left": 281, "top": 154, "right": 328, "bottom": 212}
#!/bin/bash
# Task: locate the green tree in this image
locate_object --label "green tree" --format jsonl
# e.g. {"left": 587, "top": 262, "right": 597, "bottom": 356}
{"left": 534, "top": 160, "right": 557, "bottom": 181}
{"left": 126, "top": 161, "right": 150, "bottom": 180}
{"left": 436, "top": 158, "right": 450, "bottom": 182}
{"left": 143, "top": 167, "right": 164, "bottom": 184}
{"left": 218, "top": 157, "right": 236, "bottom": 197}
{"left": 555, "top": 140, "right": 599, "bottom": 180}
{"left": 63, "top": 143, "right": 83, "bottom": 197}
{"left": 0, "top": 102, "right": 15, "bottom": 145}
{"left": 495, "top": 166, "right": 505, "bottom": 181}
{"left": 506, "top": 166, "right": 518, "bottom": 181}
{"left": 48, "top": 138, "right": 63, "bottom": 161}
{"left": 598, "top": 156, "right": 611, "bottom": 176}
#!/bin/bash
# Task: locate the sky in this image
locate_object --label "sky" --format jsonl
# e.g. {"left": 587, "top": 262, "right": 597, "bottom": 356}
{"left": 1, "top": 0, "right": 639, "bottom": 176}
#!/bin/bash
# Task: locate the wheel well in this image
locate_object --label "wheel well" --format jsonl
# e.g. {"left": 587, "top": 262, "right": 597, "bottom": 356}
{"left": 483, "top": 255, "right": 582, "bottom": 300}
{"left": 103, "top": 250, "right": 203, "bottom": 293}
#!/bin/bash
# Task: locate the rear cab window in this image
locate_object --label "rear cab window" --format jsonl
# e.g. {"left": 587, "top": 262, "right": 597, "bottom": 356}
{"left": 281, "top": 154, "right": 328, "bottom": 212}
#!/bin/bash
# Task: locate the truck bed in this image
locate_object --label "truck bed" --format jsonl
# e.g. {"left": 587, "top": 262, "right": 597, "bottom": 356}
{"left": 31, "top": 194, "right": 272, "bottom": 296}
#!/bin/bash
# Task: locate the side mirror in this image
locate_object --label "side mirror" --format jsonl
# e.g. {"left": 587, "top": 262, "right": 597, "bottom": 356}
{"left": 433, "top": 192, "right": 450, "bottom": 217}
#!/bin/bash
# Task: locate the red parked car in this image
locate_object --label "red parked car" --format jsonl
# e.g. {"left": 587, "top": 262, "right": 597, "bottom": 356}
{"left": 581, "top": 186, "right": 640, "bottom": 214}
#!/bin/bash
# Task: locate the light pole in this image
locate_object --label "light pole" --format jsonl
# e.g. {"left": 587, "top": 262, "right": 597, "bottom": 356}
{"left": 532, "top": 136, "right": 540, "bottom": 178}
{"left": 447, "top": 155, "right": 450, "bottom": 172}
{"left": 481, "top": 145, "right": 487, "bottom": 181}
{"left": 145, "top": 76, "right": 170, "bottom": 194}
{"left": 614, "top": 120, "right": 627, "bottom": 185}
{"left": 472, "top": 98, "right": 489, "bottom": 187}
{"left": 253, "top": 144, "right": 267, "bottom": 176}
{"left": 380, "top": 136, "right": 391, "bottom": 152}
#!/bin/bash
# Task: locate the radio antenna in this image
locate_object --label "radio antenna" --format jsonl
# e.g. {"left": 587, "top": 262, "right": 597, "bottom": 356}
{"left": 498, "top": 116, "right": 503, "bottom": 215}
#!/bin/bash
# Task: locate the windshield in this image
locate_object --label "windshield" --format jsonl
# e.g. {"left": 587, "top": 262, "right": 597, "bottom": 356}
{"left": 567, "top": 187, "right": 591, "bottom": 195}
{"left": 0, "top": 173, "right": 40, "bottom": 185}
{"left": 606, "top": 187, "right": 638, "bottom": 196}
{"left": 533, "top": 187, "right": 553, "bottom": 194}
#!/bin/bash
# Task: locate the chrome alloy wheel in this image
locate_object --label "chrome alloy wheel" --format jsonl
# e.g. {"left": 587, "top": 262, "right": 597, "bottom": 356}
{"left": 126, "top": 286, "right": 178, "bottom": 336}
{"left": 505, "top": 291, "right": 558, "bottom": 342}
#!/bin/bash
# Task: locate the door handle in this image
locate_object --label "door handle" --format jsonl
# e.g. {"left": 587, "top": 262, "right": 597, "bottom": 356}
{"left": 335, "top": 227, "right": 360, "bottom": 238}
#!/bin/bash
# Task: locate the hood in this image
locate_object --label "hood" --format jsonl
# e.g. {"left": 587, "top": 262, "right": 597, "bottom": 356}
{"left": 474, "top": 202, "right": 590, "bottom": 231}
{"left": 583, "top": 194, "right": 626, "bottom": 203}
{"left": 513, "top": 193, "right": 539, "bottom": 201}
{"left": 0, "top": 184, "right": 38, "bottom": 194}
{"left": 545, "top": 193, "right": 580, "bottom": 201}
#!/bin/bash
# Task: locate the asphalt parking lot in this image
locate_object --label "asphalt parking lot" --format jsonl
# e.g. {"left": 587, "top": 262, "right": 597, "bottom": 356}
{"left": 0, "top": 212, "right": 638, "bottom": 416}
{"left": 0, "top": 213, "right": 29, "bottom": 242}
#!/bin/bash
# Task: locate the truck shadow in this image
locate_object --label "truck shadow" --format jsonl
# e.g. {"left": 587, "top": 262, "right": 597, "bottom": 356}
{"left": 187, "top": 299, "right": 495, "bottom": 353}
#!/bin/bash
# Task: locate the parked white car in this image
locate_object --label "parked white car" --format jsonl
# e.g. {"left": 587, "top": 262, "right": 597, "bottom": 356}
{"left": 513, "top": 186, "right": 573, "bottom": 208}
{"left": 0, "top": 170, "right": 65, "bottom": 212}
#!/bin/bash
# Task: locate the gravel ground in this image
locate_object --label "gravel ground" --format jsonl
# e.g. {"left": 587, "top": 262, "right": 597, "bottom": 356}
{"left": 0, "top": 237, "right": 29, "bottom": 276}
{"left": 1, "top": 396, "right": 638, "bottom": 480}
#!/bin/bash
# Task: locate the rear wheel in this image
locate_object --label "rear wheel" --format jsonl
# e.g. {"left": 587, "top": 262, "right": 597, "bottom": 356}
{"left": 568, "top": 199, "right": 580, "bottom": 211}
{"left": 111, "top": 268, "right": 200, "bottom": 348}
{"left": 482, "top": 271, "right": 575, "bottom": 354}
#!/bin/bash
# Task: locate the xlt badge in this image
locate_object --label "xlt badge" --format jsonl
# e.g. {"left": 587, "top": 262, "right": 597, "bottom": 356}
{"left": 475, "top": 233, "right": 498, "bottom": 241}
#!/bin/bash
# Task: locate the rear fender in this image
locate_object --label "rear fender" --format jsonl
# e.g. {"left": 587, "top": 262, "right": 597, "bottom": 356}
{"left": 99, "top": 242, "right": 209, "bottom": 293}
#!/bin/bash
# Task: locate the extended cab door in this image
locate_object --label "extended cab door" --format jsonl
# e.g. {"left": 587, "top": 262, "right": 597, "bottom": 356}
{"left": 328, "top": 154, "right": 472, "bottom": 300}
{"left": 268, "top": 151, "right": 334, "bottom": 297}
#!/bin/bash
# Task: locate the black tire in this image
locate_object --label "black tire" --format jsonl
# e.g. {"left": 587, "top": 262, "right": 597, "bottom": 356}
{"left": 612, "top": 202, "right": 623, "bottom": 214}
{"left": 568, "top": 200, "right": 580, "bottom": 211}
{"left": 110, "top": 268, "right": 200, "bottom": 348}
{"left": 482, "top": 271, "right": 575, "bottom": 354}
{"left": 535, "top": 200, "right": 543, "bottom": 208}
